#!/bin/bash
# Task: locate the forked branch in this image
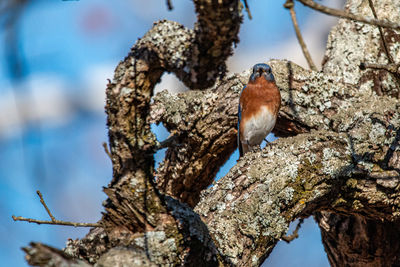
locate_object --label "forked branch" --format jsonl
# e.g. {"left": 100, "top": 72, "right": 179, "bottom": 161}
{"left": 12, "top": 190, "right": 101, "bottom": 228}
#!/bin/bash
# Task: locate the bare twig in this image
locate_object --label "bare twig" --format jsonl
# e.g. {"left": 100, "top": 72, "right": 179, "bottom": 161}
{"left": 12, "top": 216, "right": 101, "bottom": 227}
{"left": 359, "top": 61, "right": 400, "bottom": 96}
{"left": 158, "top": 135, "right": 179, "bottom": 149}
{"left": 12, "top": 190, "right": 102, "bottom": 228}
{"left": 102, "top": 142, "right": 112, "bottom": 160}
{"left": 36, "top": 190, "right": 55, "bottom": 222}
{"left": 166, "top": 0, "right": 173, "bottom": 11}
{"left": 243, "top": 0, "right": 252, "bottom": 20}
{"left": 150, "top": 135, "right": 180, "bottom": 153}
{"left": 284, "top": 0, "right": 317, "bottom": 71}
{"left": 297, "top": 0, "right": 400, "bottom": 30}
{"left": 367, "top": 0, "right": 394, "bottom": 63}
{"left": 359, "top": 62, "right": 400, "bottom": 74}
{"left": 367, "top": 0, "right": 400, "bottom": 98}
{"left": 282, "top": 218, "right": 304, "bottom": 243}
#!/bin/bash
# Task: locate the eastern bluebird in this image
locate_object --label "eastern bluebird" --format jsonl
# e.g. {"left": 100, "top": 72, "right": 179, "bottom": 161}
{"left": 238, "top": 63, "right": 281, "bottom": 157}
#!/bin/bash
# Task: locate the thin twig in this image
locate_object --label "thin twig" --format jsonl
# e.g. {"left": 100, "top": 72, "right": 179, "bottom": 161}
{"left": 166, "top": 0, "right": 173, "bottom": 11}
{"left": 367, "top": 0, "right": 394, "bottom": 63}
{"left": 36, "top": 190, "right": 55, "bottom": 222}
{"left": 360, "top": 62, "right": 400, "bottom": 74}
{"left": 12, "top": 216, "right": 101, "bottom": 227}
{"left": 367, "top": 0, "right": 400, "bottom": 98}
{"left": 102, "top": 142, "right": 112, "bottom": 160}
{"left": 297, "top": 0, "right": 400, "bottom": 30}
{"left": 243, "top": 0, "right": 252, "bottom": 20}
{"left": 158, "top": 135, "right": 179, "bottom": 149}
{"left": 284, "top": 0, "right": 317, "bottom": 71}
{"left": 12, "top": 190, "right": 102, "bottom": 228}
{"left": 282, "top": 218, "right": 304, "bottom": 243}
{"left": 149, "top": 135, "right": 179, "bottom": 153}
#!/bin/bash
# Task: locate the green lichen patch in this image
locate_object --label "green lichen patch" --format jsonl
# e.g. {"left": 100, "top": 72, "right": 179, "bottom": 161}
{"left": 289, "top": 158, "right": 323, "bottom": 205}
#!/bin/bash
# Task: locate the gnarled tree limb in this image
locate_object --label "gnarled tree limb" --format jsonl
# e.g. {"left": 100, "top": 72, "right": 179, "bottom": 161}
{"left": 21, "top": 0, "right": 400, "bottom": 266}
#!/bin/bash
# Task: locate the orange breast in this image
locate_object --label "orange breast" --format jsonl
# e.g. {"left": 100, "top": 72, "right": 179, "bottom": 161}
{"left": 239, "top": 77, "right": 281, "bottom": 138}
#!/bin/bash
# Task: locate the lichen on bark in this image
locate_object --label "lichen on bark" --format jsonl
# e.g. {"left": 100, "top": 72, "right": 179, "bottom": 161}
{"left": 22, "top": 0, "right": 400, "bottom": 267}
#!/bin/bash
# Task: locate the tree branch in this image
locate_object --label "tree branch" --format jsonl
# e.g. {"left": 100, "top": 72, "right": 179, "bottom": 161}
{"left": 165, "top": 0, "right": 173, "bottom": 11}
{"left": 281, "top": 218, "right": 304, "bottom": 243}
{"left": 196, "top": 121, "right": 400, "bottom": 265}
{"left": 93, "top": 0, "right": 244, "bottom": 265}
{"left": 284, "top": 0, "right": 317, "bottom": 71}
{"left": 20, "top": 1, "right": 400, "bottom": 266}
{"left": 102, "top": 142, "right": 112, "bottom": 160}
{"left": 150, "top": 62, "right": 316, "bottom": 207}
{"left": 23, "top": 242, "right": 91, "bottom": 267}
{"left": 366, "top": 0, "right": 400, "bottom": 98}
{"left": 243, "top": 0, "right": 252, "bottom": 20}
{"left": 322, "top": 0, "right": 400, "bottom": 97}
{"left": 297, "top": 0, "right": 400, "bottom": 30}
{"left": 12, "top": 216, "right": 101, "bottom": 228}
{"left": 360, "top": 62, "right": 400, "bottom": 74}
{"left": 12, "top": 190, "right": 101, "bottom": 228}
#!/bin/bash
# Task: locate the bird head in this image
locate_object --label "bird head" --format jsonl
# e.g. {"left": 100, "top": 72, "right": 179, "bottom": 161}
{"left": 249, "top": 63, "right": 275, "bottom": 83}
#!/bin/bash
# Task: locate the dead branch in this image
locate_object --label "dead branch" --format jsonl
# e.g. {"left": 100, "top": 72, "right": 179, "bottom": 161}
{"left": 297, "top": 0, "right": 400, "bottom": 30}
{"left": 282, "top": 218, "right": 304, "bottom": 243}
{"left": 102, "top": 142, "right": 112, "bottom": 160}
{"left": 166, "top": 0, "right": 173, "bottom": 11}
{"left": 360, "top": 62, "right": 400, "bottom": 74}
{"left": 243, "top": 0, "right": 252, "bottom": 20}
{"left": 367, "top": 0, "right": 400, "bottom": 98}
{"left": 284, "top": 0, "right": 317, "bottom": 71}
{"left": 12, "top": 190, "right": 101, "bottom": 228}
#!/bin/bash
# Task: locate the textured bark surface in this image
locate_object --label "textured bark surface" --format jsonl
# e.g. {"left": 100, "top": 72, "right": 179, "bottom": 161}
{"left": 316, "top": 1, "right": 400, "bottom": 266}
{"left": 22, "top": 0, "right": 400, "bottom": 266}
{"left": 195, "top": 59, "right": 400, "bottom": 265}
{"left": 316, "top": 212, "right": 400, "bottom": 267}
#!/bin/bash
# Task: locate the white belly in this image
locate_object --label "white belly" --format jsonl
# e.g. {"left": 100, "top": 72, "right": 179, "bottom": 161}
{"left": 242, "top": 106, "right": 276, "bottom": 146}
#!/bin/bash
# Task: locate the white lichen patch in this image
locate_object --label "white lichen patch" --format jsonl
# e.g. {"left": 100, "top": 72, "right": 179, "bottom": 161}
{"left": 368, "top": 123, "right": 387, "bottom": 144}
{"left": 225, "top": 193, "right": 234, "bottom": 202}
{"left": 322, "top": 147, "right": 348, "bottom": 177}
{"left": 216, "top": 202, "right": 227, "bottom": 212}
{"left": 133, "top": 231, "right": 177, "bottom": 264}
{"left": 130, "top": 177, "right": 139, "bottom": 188}
{"left": 357, "top": 160, "right": 374, "bottom": 173}
{"left": 359, "top": 79, "right": 374, "bottom": 93}
{"left": 285, "top": 162, "right": 299, "bottom": 182}
{"left": 251, "top": 255, "right": 259, "bottom": 264}
{"left": 278, "top": 187, "right": 294, "bottom": 205}
{"left": 120, "top": 87, "right": 133, "bottom": 96}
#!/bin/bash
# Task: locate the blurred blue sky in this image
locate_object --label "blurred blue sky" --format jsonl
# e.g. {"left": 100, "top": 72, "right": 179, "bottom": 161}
{"left": 0, "top": 0, "right": 344, "bottom": 266}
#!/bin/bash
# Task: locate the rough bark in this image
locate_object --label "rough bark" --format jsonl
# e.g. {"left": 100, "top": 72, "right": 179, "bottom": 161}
{"left": 22, "top": 0, "right": 400, "bottom": 267}
{"left": 316, "top": 1, "right": 400, "bottom": 266}
{"left": 194, "top": 59, "right": 400, "bottom": 265}
{"left": 315, "top": 212, "right": 400, "bottom": 266}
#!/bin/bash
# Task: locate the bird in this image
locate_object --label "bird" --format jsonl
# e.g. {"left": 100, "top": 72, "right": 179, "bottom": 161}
{"left": 238, "top": 63, "right": 281, "bottom": 157}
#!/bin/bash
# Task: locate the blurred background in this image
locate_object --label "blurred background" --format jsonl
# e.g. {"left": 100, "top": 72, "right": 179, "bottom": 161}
{"left": 0, "top": 0, "right": 344, "bottom": 266}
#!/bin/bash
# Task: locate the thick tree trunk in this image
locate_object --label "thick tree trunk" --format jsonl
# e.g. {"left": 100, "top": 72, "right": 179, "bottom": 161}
{"left": 22, "top": 0, "right": 400, "bottom": 266}
{"left": 316, "top": 1, "right": 400, "bottom": 266}
{"left": 316, "top": 212, "right": 400, "bottom": 267}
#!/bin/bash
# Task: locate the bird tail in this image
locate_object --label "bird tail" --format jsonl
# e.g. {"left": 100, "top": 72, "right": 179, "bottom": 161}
{"left": 237, "top": 131, "right": 243, "bottom": 157}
